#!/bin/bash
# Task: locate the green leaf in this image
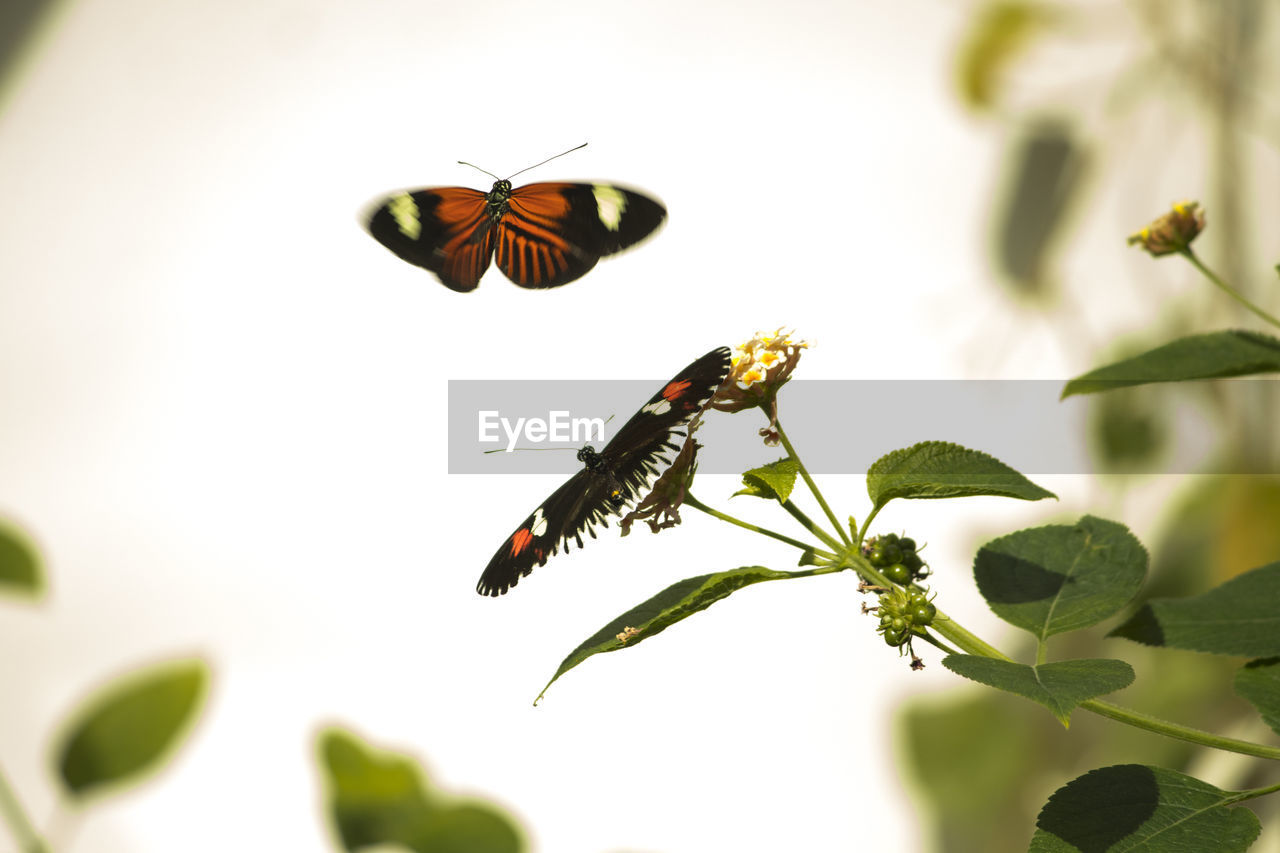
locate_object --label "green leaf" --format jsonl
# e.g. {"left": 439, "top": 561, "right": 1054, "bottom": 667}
{"left": 318, "top": 727, "right": 522, "bottom": 853}
{"left": 942, "top": 656, "right": 1133, "bottom": 727}
{"left": 1061, "top": 330, "right": 1280, "bottom": 398}
{"left": 0, "top": 518, "right": 43, "bottom": 598}
{"left": 733, "top": 457, "right": 799, "bottom": 501}
{"left": 975, "top": 516, "right": 1147, "bottom": 641}
{"left": 320, "top": 727, "right": 433, "bottom": 848}
{"left": 1029, "top": 765, "right": 1260, "bottom": 852}
{"left": 55, "top": 658, "right": 210, "bottom": 798}
{"left": 1234, "top": 657, "right": 1280, "bottom": 737}
{"left": 1110, "top": 562, "right": 1280, "bottom": 657}
{"left": 866, "top": 441, "right": 1055, "bottom": 512}
{"left": 537, "top": 566, "right": 800, "bottom": 703}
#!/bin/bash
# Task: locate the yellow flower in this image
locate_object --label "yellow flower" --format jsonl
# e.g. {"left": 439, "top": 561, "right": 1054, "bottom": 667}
{"left": 711, "top": 329, "right": 811, "bottom": 445}
{"left": 713, "top": 329, "right": 809, "bottom": 410}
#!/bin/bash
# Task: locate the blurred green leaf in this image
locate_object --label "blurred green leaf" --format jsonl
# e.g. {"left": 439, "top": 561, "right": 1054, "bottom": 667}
{"left": 942, "top": 656, "right": 1133, "bottom": 727}
{"left": 0, "top": 518, "right": 42, "bottom": 598}
{"left": 1089, "top": 383, "right": 1169, "bottom": 473}
{"left": 902, "top": 690, "right": 1046, "bottom": 851}
{"left": 538, "top": 566, "right": 801, "bottom": 703}
{"left": 733, "top": 457, "right": 799, "bottom": 501}
{"left": 1234, "top": 658, "right": 1280, "bottom": 736}
{"left": 1062, "top": 330, "right": 1280, "bottom": 398}
{"left": 974, "top": 516, "right": 1147, "bottom": 640}
{"left": 55, "top": 657, "right": 209, "bottom": 798}
{"left": 994, "top": 121, "right": 1085, "bottom": 296}
{"left": 955, "top": 1, "right": 1055, "bottom": 110}
{"left": 318, "top": 727, "right": 522, "bottom": 853}
{"left": 1030, "top": 765, "right": 1260, "bottom": 851}
{"left": 1111, "top": 562, "right": 1280, "bottom": 656}
{"left": 866, "top": 441, "right": 1055, "bottom": 512}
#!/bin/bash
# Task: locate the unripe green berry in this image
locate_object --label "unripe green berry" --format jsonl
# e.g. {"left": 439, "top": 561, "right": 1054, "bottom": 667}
{"left": 883, "top": 563, "right": 911, "bottom": 585}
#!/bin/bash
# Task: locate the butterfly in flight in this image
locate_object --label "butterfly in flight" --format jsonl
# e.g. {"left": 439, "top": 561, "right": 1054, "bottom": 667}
{"left": 365, "top": 143, "right": 666, "bottom": 292}
{"left": 477, "top": 346, "right": 732, "bottom": 597}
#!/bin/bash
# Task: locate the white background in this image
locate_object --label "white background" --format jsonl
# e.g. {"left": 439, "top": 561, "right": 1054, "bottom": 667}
{"left": 0, "top": 1, "right": 1234, "bottom": 851}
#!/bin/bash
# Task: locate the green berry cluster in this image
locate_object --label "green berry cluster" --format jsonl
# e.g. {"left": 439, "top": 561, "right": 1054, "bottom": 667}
{"left": 875, "top": 586, "right": 937, "bottom": 648}
{"left": 863, "top": 532, "right": 929, "bottom": 586}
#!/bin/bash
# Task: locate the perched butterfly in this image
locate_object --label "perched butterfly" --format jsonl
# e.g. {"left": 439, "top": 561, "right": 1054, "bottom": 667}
{"left": 365, "top": 144, "right": 666, "bottom": 292}
{"left": 477, "top": 346, "right": 732, "bottom": 596}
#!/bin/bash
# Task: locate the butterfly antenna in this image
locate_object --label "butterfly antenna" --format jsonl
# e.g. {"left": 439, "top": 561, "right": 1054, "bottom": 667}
{"left": 504, "top": 142, "right": 588, "bottom": 180}
{"left": 456, "top": 160, "right": 502, "bottom": 181}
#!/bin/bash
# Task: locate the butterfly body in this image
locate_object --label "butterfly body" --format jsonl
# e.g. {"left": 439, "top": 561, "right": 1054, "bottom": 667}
{"left": 367, "top": 179, "right": 666, "bottom": 292}
{"left": 477, "top": 347, "right": 732, "bottom": 597}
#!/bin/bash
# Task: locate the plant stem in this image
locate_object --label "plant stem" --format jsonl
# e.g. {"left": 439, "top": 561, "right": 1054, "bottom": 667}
{"left": 1081, "top": 699, "right": 1280, "bottom": 761}
{"left": 917, "top": 632, "right": 962, "bottom": 656}
{"left": 915, "top": 602, "right": 1011, "bottom": 661}
{"left": 1182, "top": 248, "right": 1280, "bottom": 329}
{"left": 856, "top": 506, "right": 882, "bottom": 545}
{"left": 684, "top": 493, "right": 836, "bottom": 560}
{"left": 779, "top": 500, "right": 844, "bottom": 552}
{"left": 770, "top": 415, "right": 850, "bottom": 547}
{"left": 1225, "top": 778, "right": 1280, "bottom": 805}
{"left": 0, "top": 764, "right": 47, "bottom": 853}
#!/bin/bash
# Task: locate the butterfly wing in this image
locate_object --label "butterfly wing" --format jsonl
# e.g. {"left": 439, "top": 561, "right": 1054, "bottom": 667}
{"left": 598, "top": 346, "right": 733, "bottom": 481}
{"left": 494, "top": 182, "right": 667, "bottom": 289}
{"left": 476, "top": 347, "right": 732, "bottom": 597}
{"left": 365, "top": 187, "right": 495, "bottom": 292}
{"left": 477, "top": 468, "right": 623, "bottom": 596}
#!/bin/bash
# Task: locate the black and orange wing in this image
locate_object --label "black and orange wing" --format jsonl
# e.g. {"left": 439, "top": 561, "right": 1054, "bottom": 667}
{"left": 365, "top": 187, "right": 496, "bottom": 292}
{"left": 494, "top": 182, "right": 667, "bottom": 289}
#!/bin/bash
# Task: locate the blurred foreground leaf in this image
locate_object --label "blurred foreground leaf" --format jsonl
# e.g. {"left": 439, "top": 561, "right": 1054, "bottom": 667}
{"left": 0, "top": 518, "right": 42, "bottom": 598}
{"left": 901, "top": 690, "right": 1046, "bottom": 851}
{"left": 994, "top": 121, "right": 1085, "bottom": 296}
{"left": 1110, "top": 562, "right": 1280, "bottom": 657}
{"left": 1030, "top": 765, "right": 1260, "bottom": 851}
{"left": 318, "top": 727, "right": 522, "bottom": 853}
{"left": 955, "top": 1, "right": 1056, "bottom": 110}
{"left": 55, "top": 657, "right": 209, "bottom": 798}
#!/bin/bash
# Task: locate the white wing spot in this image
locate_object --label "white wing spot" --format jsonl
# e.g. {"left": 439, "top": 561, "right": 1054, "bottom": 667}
{"left": 593, "top": 185, "right": 627, "bottom": 232}
{"left": 641, "top": 399, "right": 671, "bottom": 416}
{"left": 530, "top": 507, "right": 548, "bottom": 537}
{"left": 388, "top": 193, "right": 421, "bottom": 240}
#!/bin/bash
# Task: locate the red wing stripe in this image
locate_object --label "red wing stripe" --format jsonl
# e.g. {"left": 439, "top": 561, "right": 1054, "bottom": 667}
{"left": 509, "top": 528, "right": 534, "bottom": 557}
{"left": 662, "top": 379, "right": 692, "bottom": 401}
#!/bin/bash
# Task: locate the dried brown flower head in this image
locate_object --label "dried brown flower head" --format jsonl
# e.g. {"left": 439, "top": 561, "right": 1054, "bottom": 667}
{"left": 1127, "top": 201, "right": 1205, "bottom": 257}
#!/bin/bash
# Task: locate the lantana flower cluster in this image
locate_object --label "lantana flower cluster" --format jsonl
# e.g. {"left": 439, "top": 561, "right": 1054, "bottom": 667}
{"left": 710, "top": 329, "right": 810, "bottom": 445}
